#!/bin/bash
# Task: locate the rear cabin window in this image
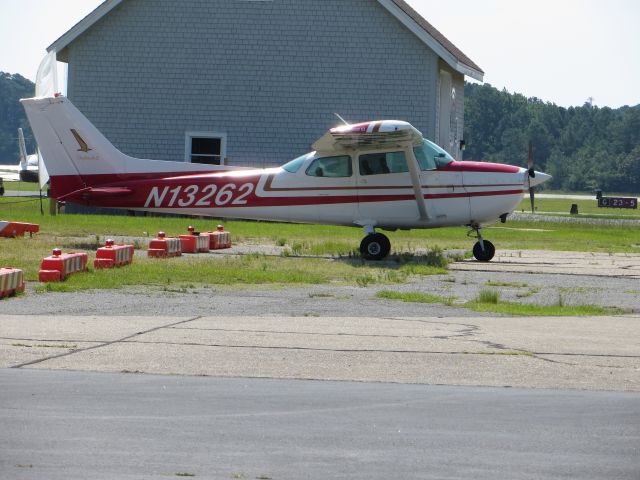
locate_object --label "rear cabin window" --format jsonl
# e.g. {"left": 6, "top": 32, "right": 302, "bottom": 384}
{"left": 305, "top": 155, "right": 352, "bottom": 177}
{"left": 359, "top": 151, "right": 408, "bottom": 175}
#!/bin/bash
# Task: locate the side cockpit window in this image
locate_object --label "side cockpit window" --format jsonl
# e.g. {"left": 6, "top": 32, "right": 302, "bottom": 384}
{"left": 359, "top": 151, "right": 408, "bottom": 176}
{"left": 305, "top": 155, "right": 352, "bottom": 177}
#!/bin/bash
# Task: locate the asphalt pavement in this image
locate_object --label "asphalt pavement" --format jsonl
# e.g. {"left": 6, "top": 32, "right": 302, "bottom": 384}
{"left": 1, "top": 368, "right": 639, "bottom": 480}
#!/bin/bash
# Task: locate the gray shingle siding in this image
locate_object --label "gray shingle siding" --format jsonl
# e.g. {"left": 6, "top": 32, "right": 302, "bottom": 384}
{"left": 66, "top": 0, "right": 441, "bottom": 167}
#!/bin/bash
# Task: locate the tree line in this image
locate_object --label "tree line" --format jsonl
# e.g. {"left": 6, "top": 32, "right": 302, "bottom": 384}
{"left": 1, "top": 71, "right": 639, "bottom": 193}
{"left": 0, "top": 72, "right": 35, "bottom": 163}
{"left": 464, "top": 82, "right": 640, "bottom": 193}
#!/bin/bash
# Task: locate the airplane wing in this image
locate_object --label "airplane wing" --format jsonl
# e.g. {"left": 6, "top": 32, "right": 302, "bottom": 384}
{"left": 312, "top": 120, "right": 423, "bottom": 152}
{"left": 0, "top": 164, "right": 23, "bottom": 173}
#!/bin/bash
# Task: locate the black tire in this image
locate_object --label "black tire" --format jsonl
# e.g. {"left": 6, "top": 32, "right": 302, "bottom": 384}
{"left": 473, "top": 240, "right": 495, "bottom": 262}
{"left": 360, "top": 233, "right": 391, "bottom": 260}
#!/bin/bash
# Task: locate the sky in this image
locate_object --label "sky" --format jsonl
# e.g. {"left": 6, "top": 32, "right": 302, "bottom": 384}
{"left": 0, "top": 0, "right": 639, "bottom": 108}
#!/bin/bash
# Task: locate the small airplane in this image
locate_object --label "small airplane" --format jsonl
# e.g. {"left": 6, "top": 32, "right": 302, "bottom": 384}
{"left": 0, "top": 128, "right": 40, "bottom": 183}
{"left": 20, "top": 94, "right": 551, "bottom": 261}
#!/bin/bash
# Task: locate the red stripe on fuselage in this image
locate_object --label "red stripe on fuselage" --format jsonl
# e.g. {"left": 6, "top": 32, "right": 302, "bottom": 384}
{"left": 439, "top": 161, "right": 521, "bottom": 174}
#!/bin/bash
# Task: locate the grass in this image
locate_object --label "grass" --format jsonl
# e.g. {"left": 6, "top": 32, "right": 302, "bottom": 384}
{"left": 376, "top": 290, "right": 456, "bottom": 306}
{"left": 3, "top": 190, "right": 640, "bottom": 293}
{"left": 477, "top": 288, "right": 500, "bottom": 303}
{"left": 32, "top": 255, "right": 419, "bottom": 293}
{"left": 377, "top": 288, "right": 623, "bottom": 316}
{"left": 517, "top": 196, "right": 640, "bottom": 219}
{"left": 463, "top": 300, "right": 618, "bottom": 316}
{"left": 3, "top": 194, "right": 640, "bottom": 255}
{"left": 1, "top": 181, "right": 43, "bottom": 192}
{"left": 485, "top": 280, "right": 529, "bottom": 288}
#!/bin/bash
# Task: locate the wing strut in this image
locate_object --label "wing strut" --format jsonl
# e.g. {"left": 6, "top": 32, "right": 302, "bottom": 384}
{"left": 404, "top": 145, "right": 430, "bottom": 220}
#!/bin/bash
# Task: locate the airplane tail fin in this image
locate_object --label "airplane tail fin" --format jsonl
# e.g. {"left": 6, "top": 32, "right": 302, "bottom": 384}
{"left": 20, "top": 95, "right": 231, "bottom": 199}
{"left": 17, "top": 128, "right": 28, "bottom": 169}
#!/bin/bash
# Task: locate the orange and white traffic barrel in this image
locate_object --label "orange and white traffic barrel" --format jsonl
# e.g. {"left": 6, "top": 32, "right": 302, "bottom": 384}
{"left": 207, "top": 225, "right": 232, "bottom": 250}
{"left": 94, "top": 239, "right": 135, "bottom": 268}
{"left": 179, "top": 226, "right": 210, "bottom": 253}
{"left": 0, "top": 267, "right": 25, "bottom": 298}
{"left": 39, "top": 248, "right": 88, "bottom": 282}
{"left": 0, "top": 221, "right": 39, "bottom": 238}
{"left": 148, "top": 232, "right": 182, "bottom": 258}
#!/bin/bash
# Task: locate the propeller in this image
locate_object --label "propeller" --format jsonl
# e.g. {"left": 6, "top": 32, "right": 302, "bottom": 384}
{"left": 527, "top": 141, "right": 536, "bottom": 213}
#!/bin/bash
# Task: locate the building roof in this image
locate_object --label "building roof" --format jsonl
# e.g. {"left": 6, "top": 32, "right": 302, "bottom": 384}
{"left": 49, "top": 0, "right": 483, "bottom": 81}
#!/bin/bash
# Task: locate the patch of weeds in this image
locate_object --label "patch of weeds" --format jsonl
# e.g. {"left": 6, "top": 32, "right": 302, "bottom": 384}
{"left": 442, "top": 277, "right": 456, "bottom": 283}
{"left": 356, "top": 274, "right": 376, "bottom": 287}
{"left": 175, "top": 473, "right": 196, "bottom": 477}
{"left": 400, "top": 264, "right": 447, "bottom": 276}
{"left": 376, "top": 290, "right": 455, "bottom": 305}
{"left": 163, "top": 286, "right": 188, "bottom": 293}
{"left": 477, "top": 289, "right": 500, "bottom": 304}
{"left": 290, "top": 241, "right": 306, "bottom": 255}
{"left": 382, "top": 270, "right": 408, "bottom": 283}
{"left": 485, "top": 280, "right": 528, "bottom": 288}
{"left": 516, "top": 287, "right": 540, "bottom": 298}
{"left": 281, "top": 248, "right": 292, "bottom": 257}
{"left": 448, "top": 250, "right": 472, "bottom": 262}
{"left": 308, "top": 293, "right": 334, "bottom": 298}
{"left": 275, "top": 238, "right": 287, "bottom": 246}
{"left": 423, "top": 246, "right": 450, "bottom": 268}
{"left": 464, "top": 300, "right": 623, "bottom": 316}
{"left": 473, "top": 350, "right": 534, "bottom": 357}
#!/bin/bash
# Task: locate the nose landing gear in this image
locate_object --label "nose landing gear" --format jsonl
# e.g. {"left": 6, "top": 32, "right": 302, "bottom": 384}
{"left": 468, "top": 225, "right": 495, "bottom": 262}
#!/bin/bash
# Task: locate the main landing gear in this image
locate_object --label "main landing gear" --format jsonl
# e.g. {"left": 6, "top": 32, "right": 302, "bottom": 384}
{"left": 358, "top": 225, "right": 496, "bottom": 262}
{"left": 360, "top": 226, "right": 391, "bottom": 261}
{"left": 468, "top": 225, "right": 495, "bottom": 262}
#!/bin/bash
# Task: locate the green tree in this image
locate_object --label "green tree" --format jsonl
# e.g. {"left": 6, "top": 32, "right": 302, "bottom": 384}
{"left": 0, "top": 72, "right": 35, "bottom": 163}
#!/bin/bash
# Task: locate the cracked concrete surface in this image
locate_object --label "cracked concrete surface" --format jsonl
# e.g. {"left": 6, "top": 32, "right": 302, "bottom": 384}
{"left": 2, "top": 314, "right": 639, "bottom": 391}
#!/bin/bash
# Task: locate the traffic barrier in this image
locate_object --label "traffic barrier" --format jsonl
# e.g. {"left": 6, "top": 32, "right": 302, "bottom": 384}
{"left": 94, "top": 239, "right": 135, "bottom": 269}
{"left": 179, "top": 226, "right": 210, "bottom": 253}
{"left": 148, "top": 232, "right": 182, "bottom": 258}
{"left": 0, "top": 267, "right": 25, "bottom": 298}
{"left": 39, "top": 248, "right": 88, "bottom": 282}
{"left": 0, "top": 221, "right": 39, "bottom": 238}
{"left": 206, "top": 225, "right": 232, "bottom": 250}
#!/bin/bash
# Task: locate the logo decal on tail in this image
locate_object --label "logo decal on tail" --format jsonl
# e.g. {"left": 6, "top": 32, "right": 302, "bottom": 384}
{"left": 70, "top": 129, "right": 92, "bottom": 152}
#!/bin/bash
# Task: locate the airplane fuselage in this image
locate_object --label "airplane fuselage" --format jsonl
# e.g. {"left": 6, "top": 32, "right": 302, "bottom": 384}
{"left": 54, "top": 154, "right": 528, "bottom": 231}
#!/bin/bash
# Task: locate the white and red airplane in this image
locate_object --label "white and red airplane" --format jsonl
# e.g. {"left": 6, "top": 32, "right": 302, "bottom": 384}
{"left": 21, "top": 94, "right": 550, "bottom": 261}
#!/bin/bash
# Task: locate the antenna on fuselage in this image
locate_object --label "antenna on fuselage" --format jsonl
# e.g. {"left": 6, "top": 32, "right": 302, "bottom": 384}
{"left": 333, "top": 113, "right": 350, "bottom": 126}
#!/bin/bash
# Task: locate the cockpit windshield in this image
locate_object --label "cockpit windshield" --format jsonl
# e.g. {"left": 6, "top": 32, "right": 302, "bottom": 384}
{"left": 281, "top": 153, "right": 311, "bottom": 173}
{"left": 413, "top": 139, "right": 454, "bottom": 171}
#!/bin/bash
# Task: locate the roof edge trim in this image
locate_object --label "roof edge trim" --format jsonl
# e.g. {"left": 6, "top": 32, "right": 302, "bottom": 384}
{"left": 47, "top": 0, "right": 124, "bottom": 55}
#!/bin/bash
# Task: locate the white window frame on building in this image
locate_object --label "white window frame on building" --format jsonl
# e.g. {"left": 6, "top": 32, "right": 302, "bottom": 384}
{"left": 184, "top": 131, "right": 227, "bottom": 165}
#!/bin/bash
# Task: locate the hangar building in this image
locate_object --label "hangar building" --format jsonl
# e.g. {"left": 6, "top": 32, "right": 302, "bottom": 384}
{"left": 48, "top": 0, "right": 483, "bottom": 168}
